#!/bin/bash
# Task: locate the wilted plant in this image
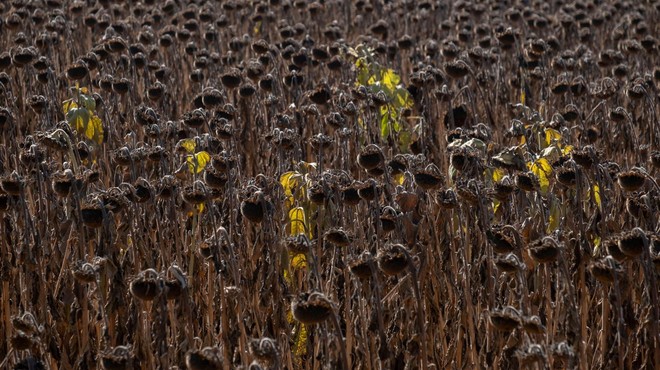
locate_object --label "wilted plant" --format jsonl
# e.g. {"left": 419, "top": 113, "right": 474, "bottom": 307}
{"left": 0, "top": 0, "right": 658, "bottom": 369}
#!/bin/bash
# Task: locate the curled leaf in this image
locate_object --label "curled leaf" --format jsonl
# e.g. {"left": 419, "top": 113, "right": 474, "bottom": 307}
{"left": 178, "top": 138, "right": 197, "bottom": 153}
{"left": 280, "top": 171, "right": 303, "bottom": 206}
{"left": 528, "top": 158, "right": 552, "bottom": 194}
{"left": 62, "top": 99, "right": 77, "bottom": 114}
{"left": 86, "top": 114, "right": 104, "bottom": 144}
{"left": 544, "top": 128, "right": 562, "bottom": 148}
{"left": 290, "top": 252, "right": 306, "bottom": 270}
{"left": 490, "top": 168, "right": 506, "bottom": 183}
{"left": 186, "top": 151, "right": 210, "bottom": 174}
{"left": 289, "top": 207, "right": 307, "bottom": 236}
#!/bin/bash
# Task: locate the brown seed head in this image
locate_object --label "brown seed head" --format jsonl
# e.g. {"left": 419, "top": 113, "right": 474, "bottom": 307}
{"left": 348, "top": 251, "right": 375, "bottom": 280}
{"left": 528, "top": 237, "right": 561, "bottom": 263}
{"left": 516, "top": 344, "right": 546, "bottom": 366}
{"left": 249, "top": 337, "right": 279, "bottom": 365}
{"left": 11, "top": 330, "right": 38, "bottom": 351}
{"left": 130, "top": 268, "right": 162, "bottom": 301}
{"left": 357, "top": 144, "right": 384, "bottom": 171}
{"left": 72, "top": 261, "right": 97, "bottom": 283}
{"left": 617, "top": 170, "right": 646, "bottom": 192}
{"left": 240, "top": 190, "right": 265, "bottom": 223}
{"left": 489, "top": 306, "right": 521, "bottom": 331}
{"left": 11, "top": 312, "right": 39, "bottom": 334}
{"left": 551, "top": 341, "right": 574, "bottom": 363}
{"left": 522, "top": 316, "right": 546, "bottom": 335}
{"left": 165, "top": 264, "right": 187, "bottom": 300}
{"left": 436, "top": 188, "right": 459, "bottom": 209}
{"left": 377, "top": 243, "right": 410, "bottom": 275}
{"left": 494, "top": 253, "right": 523, "bottom": 273}
{"left": 487, "top": 226, "right": 517, "bottom": 253}
{"left": 414, "top": 164, "right": 444, "bottom": 190}
{"left": 617, "top": 228, "right": 647, "bottom": 257}
{"left": 186, "top": 347, "right": 223, "bottom": 370}
{"left": 589, "top": 257, "right": 621, "bottom": 284}
{"left": 324, "top": 228, "right": 351, "bottom": 247}
{"left": 182, "top": 181, "right": 208, "bottom": 205}
{"left": 81, "top": 200, "right": 104, "bottom": 229}
{"left": 515, "top": 172, "right": 538, "bottom": 192}
{"left": 99, "top": 346, "right": 133, "bottom": 370}
{"left": 291, "top": 291, "right": 334, "bottom": 324}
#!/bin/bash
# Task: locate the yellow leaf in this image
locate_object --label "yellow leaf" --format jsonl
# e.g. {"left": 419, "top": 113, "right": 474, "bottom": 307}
{"left": 179, "top": 138, "right": 197, "bottom": 153}
{"left": 186, "top": 203, "right": 205, "bottom": 217}
{"left": 86, "top": 114, "right": 104, "bottom": 144}
{"left": 280, "top": 171, "right": 298, "bottom": 191}
{"left": 562, "top": 145, "right": 574, "bottom": 155}
{"left": 592, "top": 236, "right": 602, "bottom": 256}
{"left": 491, "top": 168, "right": 506, "bottom": 183}
{"left": 290, "top": 252, "right": 306, "bottom": 270}
{"left": 356, "top": 60, "right": 370, "bottom": 86}
{"left": 280, "top": 171, "right": 302, "bottom": 206}
{"left": 186, "top": 151, "right": 210, "bottom": 174}
{"left": 289, "top": 207, "right": 308, "bottom": 237}
{"left": 528, "top": 158, "right": 552, "bottom": 194}
{"left": 381, "top": 68, "right": 401, "bottom": 91}
{"left": 493, "top": 199, "right": 501, "bottom": 214}
{"left": 590, "top": 184, "right": 601, "bottom": 208}
{"left": 62, "top": 100, "right": 77, "bottom": 114}
{"left": 544, "top": 128, "right": 562, "bottom": 148}
{"left": 292, "top": 321, "right": 308, "bottom": 365}
{"left": 393, "top": 173, "right": 405, "bottom": 185}
{"left": 546, "top": 198, "right": 561, "bottom": 233}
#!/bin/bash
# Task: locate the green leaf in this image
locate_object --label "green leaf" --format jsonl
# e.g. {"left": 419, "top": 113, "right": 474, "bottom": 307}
{"left": 66, "top": 107, "right": 104, "bottom": 145}
{"left": 380, "top": 109, "right": 390, "bottom": 138}
{"left": 355, "top": 59, "right": 371, "bottom": 86}
{"left": 492, "top": 147, "right": 525, "bottom": 169}
{"left": 381, "top": 68, "right": 400, "bottom": 91}
{"left": 461, "top": 138, "right": 487, "bottom": 152}
{"left": 394, "top": 87, "right": 413, "bottom": 108}
{"left": 540, "top": 145, "right": 562, "bottom": 164}
{"left": 79, "top": 93, "right": 96, "bottom": 112}
{"left": 186, "top": 151, "right": 210, "bottom": 174}
{"left": 66, "top": 107, "right": 90, "bottom": 133}
{"left": 397, "top": 129, "right": 412, "bottom": 152}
